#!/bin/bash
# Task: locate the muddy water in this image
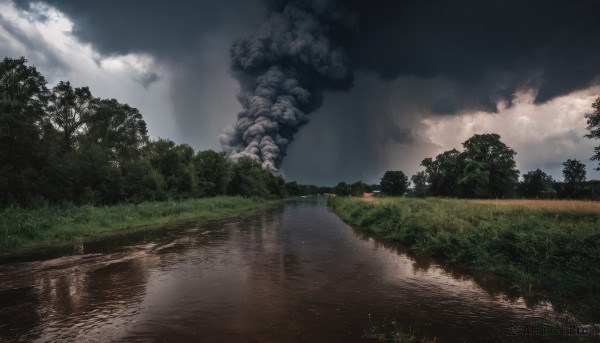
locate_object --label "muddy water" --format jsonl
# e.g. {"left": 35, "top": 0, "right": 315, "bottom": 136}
{"left": 0, "top": 197, "right": 593, "bottom": 342}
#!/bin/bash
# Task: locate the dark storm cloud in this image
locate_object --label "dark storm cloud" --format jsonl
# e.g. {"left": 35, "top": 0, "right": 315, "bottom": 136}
{"left": 300, "top": 0, "right": 597, "bottom": 108}
{"left": 14, "top": 0, "right": 264, "bottom": 58}
{"left": 13, "top": 0, "right": 266, "bottom": 150}
{"left": 19, "top": 0, "right": 599, "bottom": 109}
{"left": 380, "top": 119, "right": 415, "bottom": 146}
{"left": 309, "top": 0, "right": 600, "bottom": 112}
{"left": 224, "top": 0, "right": 600, "bottom": 172}
{"left": 12, "top": 0, "right": 600, "bottom": 183}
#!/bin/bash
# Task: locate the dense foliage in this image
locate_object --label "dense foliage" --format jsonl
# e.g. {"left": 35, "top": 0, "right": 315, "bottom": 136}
{"left": 3, "top": 57, "right": 599, "bottom": 206}
{"left": 406, "top": 135, "right": 600, "bottom": 200}
{"left": 562, "top": 158, "right": 587, "bottom": 184}
{"left": 585, "top": 97, "right": 600, "bottom": 170}
{"left": 519, "top": 169, "right": 555, "bottom": 198}
{"left": 380, "top": 170, "right": 409, "bottom": 196}
{"left": 417, "top": 134, "right": 519, "bottom": 198}
{"left": 0, "top": 57, "right": 286, "bottom": 209}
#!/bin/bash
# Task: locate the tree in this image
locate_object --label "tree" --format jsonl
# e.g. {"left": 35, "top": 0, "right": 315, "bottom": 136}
{"left": 0, "top": 57, "right": 48, "bottom": 118}
{"left": 411, "top": 171, "right": 429, "bottom": 197}
{"left": 460, "top": 133, "right": 519, "bottom": 198}
{"left": 334, "top": 182, "right": 351, "bottom": 196}
{"left": 0, "top": 57, "right": 49, "bottom": 207}
{"left": 350, "top": 181, "right": 366, "bottom": 196}
{"left": 560, "top": 158, "right": 588, "bottom": 199}
{"left": 421, "top": 149, "right": 464, "bottom": 197}
{"left": 265, "top": 173, "right": 286, "bottom": 198}
{"left": 74, "top": 142, "right": 123, "bottom": 204}
{"left": 285, "top": 181, "right": 302, "bottom": 196}
{"left": 562, "top": 159, "right": 586, "bottom": 184}
{"left": 85, "top": 98, "right": 148, "bottom": 163}
{"left": 120, "top": 158, "right": 166, "bottom": 202}
{"left": 47, "top": 81, "right": 96, "bottom": 150}
{"left": 459, "top": 159, "right": 490, "bottom": 198}
{"left": 194, "top": 150, "right": 233, "bottom": 196}
{"left": 520, "top": 169, "right": 555, "bottom": 198}
{"left": 227, "top": 156, "right": 271, "bottom": 197}
{"left": 145, "top": 139, "right": 197, "bottom": 198}
{"left": 380, "top": 170, "right": 409, "bottom": 196}
{"left": 585, "top": 97, "right": 600, "bottom": 170}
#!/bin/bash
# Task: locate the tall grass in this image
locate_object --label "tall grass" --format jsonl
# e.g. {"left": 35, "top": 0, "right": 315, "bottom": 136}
{"left": 329, "top": 197, "right": 600, "bottom": 319}
{"left": 0, "top": 196, "right": 274, "bottom": 254}
{"left": 469, "top": 198, "right": 600, "bottom": 215}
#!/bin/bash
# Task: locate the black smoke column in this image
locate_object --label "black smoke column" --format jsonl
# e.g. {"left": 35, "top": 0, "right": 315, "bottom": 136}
{"left": 220, "top": 1, "right": 352, "bottom": 172}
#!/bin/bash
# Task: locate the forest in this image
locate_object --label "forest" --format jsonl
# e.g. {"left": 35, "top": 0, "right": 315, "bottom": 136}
{"left": 0, "top": 57, "right": 288, "bottom": 209}
{"left": 3, "top": 56, "right": 600, "bottom": 211}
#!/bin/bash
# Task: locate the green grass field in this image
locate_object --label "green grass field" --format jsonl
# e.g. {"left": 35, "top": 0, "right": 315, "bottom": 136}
{"left": 0, "top": 196, "right": 275, "bottom": 255}
{"left": 329, "top": 196, "right": 600, "bottom": 319}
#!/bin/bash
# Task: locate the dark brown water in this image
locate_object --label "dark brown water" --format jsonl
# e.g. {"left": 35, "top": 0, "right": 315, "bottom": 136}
{"left": 0, "top": 197, "right": 596, "bottom": 342}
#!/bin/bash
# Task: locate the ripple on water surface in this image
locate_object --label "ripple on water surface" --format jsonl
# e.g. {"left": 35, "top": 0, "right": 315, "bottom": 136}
{"left": 0, "top": 197, "right": 596, "bottom": 342}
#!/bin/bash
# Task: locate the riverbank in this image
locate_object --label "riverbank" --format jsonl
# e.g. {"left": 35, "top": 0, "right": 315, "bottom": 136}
{"left": 328, "top": 196, "right": 600, "bottom": 319}
{"left": 0, "top": 196, "right": 275, "bottom": 257}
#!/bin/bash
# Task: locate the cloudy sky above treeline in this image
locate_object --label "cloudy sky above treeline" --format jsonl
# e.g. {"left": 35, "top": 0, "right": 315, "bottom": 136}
{"left": 1, "top": 0, "right": 599, "bottom": 185}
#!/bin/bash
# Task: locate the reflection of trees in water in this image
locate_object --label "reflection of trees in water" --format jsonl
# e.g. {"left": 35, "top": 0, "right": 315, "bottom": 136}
{"left": 16, "top": 258, "right": 150, "bottom": 341}
{"left": 351, "top": 226, "right": 595, "bottom": 322}
{"left": 0, "top": 287, "right": 42, "bottom": 342}
{"left": 220, "top": 204, "right": 304, "bottom": 337}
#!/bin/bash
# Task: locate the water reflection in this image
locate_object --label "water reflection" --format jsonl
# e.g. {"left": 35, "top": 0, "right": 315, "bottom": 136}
{"left": 352, "top": 224, "right": 598, "bottom": 326}
{"left": 0, "top": 197, "right": 596, "bottom": 342}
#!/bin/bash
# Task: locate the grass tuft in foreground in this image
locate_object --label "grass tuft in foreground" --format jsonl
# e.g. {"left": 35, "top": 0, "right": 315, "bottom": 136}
{"left": 329, "top": 196, "right": 600, "bottom": 320}
{"left": 0, "top": 196, "right": 274, "bottom": 254}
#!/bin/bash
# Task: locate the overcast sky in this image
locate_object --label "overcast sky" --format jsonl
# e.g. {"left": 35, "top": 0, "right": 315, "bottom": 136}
{"left": 2, "top": 0, "right": 600, "bottom": 185}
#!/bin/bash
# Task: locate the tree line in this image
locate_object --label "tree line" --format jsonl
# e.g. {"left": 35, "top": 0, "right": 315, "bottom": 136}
{"left": 367, "top": 129, "right": 600, "bottom": 199}
{"left": 0, "top": 57, "right": 286, "bottom": 209}
{"left": 4, "top": 57, "right": 600, "bottom": 207}
{"left": 333, "top": 97, "right": 600, "bottom": 199}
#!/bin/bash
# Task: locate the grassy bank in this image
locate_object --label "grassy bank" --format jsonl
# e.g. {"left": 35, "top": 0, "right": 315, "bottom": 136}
{"left": 329, "top": 197, "right": 600, "bottom": 318}
{"left": 1, "top": 196, "right": 275, "bottom": 255}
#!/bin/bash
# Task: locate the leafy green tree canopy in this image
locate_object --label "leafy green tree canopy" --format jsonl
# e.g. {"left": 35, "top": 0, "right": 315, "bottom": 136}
{"left": 334, "top": 182, "right": 350, "bottom": 196}
{"left": 194, "top": 150, "right": 233, "bottom": 196}
{"left": 0, "top": 57, "right": 49, "bottom": 207}
{"left": 228, "top": 156, "right": 272, "bottom": 198}
{"left": 584, "top": 98, "right": 600, "bottom": 170}
{"left": 460, "top": 133, "right": 519, "bottom": 198}
{"left": 380, "top": 170, "right": 409, "bottom": 196}
{"left": 411, "top": 171, "right": 429, "bottom": 197}
{"left": 350, "top": 181, "right": 366, "bottom": 196}
{"left": 145, "top": 139, "right": 197, "bottom": 199}
{"left": 47, "top": 81, "right": 96, "bottom": 149}
{"left": 421, "top": 148, "right": 464, "bottom": 197}
{"left": 0, "top": 57, "right": 48, "bottom": 118}
{"left": 85, "top": 98, "right": 148, "bottom": 162}
{"left": 520, "top": 169, "right": 555, "bottom": 198}
{"left": 562, "top": 158, "right": 586, "bottom": 184}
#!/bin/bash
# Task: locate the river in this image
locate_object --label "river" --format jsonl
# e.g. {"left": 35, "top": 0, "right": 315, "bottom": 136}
{"left": 0, "top": 196, "right": 591, "bottom": 342}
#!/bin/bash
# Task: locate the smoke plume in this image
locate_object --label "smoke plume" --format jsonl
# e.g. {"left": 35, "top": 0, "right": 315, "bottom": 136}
{"left": 220, "top": 0, "right": 600, "bottom": 172}
{"left": 219, "top": 1, "right": 352, "bottom": 172}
